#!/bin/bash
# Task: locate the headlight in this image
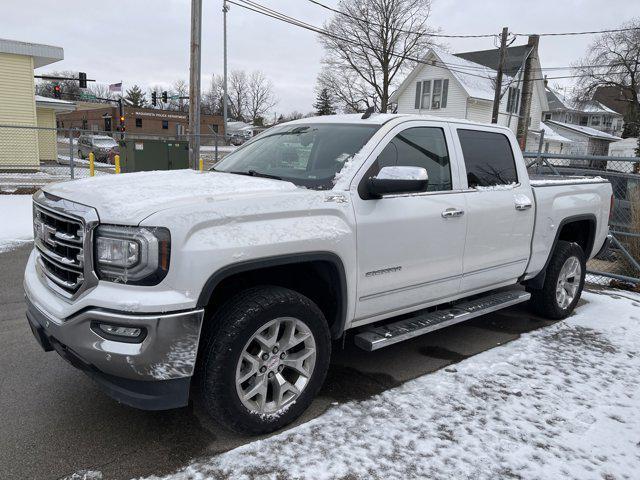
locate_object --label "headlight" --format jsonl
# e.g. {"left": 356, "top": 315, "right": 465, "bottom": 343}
{"left": 94, "top": 225, "right": 171, "bottom": 285}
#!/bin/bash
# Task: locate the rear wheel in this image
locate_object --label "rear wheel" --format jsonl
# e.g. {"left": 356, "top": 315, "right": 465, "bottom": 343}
{"left": 529, "top": 241, "right": 586, "bottom": 319}
{"left": 198, "top": 286, "right": 331, "bottom": 434}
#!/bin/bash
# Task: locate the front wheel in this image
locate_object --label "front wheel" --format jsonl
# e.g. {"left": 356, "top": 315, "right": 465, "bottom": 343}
{"left": 529, "top": 241, "right": 586, "bottom": 319}
{"left": 198, "top": 286, "right": 331, "bottom": 434}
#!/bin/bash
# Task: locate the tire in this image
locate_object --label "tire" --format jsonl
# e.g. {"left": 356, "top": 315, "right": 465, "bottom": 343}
{"left": 529, "top": 241, "right": 586, "bottom": 320}
{"left": 197, "top": 286, "right": 331, "bottom": 435}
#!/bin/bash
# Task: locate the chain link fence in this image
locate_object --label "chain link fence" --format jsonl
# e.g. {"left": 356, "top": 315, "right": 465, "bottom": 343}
{"left": 0, "top": 124, "right": 238, "bottom": 192}
{"left": 525, "top": 150, "right": 640, "bottom": 289}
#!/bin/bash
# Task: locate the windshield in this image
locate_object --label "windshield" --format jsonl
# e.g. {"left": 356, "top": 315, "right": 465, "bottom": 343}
{"left": 215, "top": 123, "right": 380, "bottom": 189}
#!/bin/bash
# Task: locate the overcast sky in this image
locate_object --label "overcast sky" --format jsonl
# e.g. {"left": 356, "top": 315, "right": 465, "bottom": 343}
{"left": 4, "top": 0, "right": 640, "bottom": 117}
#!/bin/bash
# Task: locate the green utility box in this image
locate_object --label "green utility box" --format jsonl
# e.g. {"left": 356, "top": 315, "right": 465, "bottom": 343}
{"left": 120, "top": 139, "right": 189, "bottom": 172}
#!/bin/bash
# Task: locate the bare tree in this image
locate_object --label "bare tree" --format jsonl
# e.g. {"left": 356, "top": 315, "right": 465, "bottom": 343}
{"left": 247, "top": 71, "right": 277, "bottom": 124}
{"left": 202, "top": 74, "right": 225, "bottom": 115}
{"left": 87, "top": 84, "right": 114, "bottom": 102}
{"left": 228, "top": 70, "right": 249, "bottom": 121}
{"left": 168, "top": 80, "right": 189, "bottom": 112}
{"left": 574, "top": 19, "right": 640, "bottom": 137}
{"left": 35, "top": 70, "right": 82, "bottom": 101}
{"left": 317, "top": 67, "right": 379, "bottom": 113}
{"left": 319, "top": 0, "right": 438, "bottom": 112}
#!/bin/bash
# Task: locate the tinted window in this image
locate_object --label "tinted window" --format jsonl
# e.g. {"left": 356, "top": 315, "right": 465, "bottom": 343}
{"left": 457, "top": 129, "right": 517, "bottom": 188}
{"left": 372, "top": 127, "right": 451, "bottom": 191}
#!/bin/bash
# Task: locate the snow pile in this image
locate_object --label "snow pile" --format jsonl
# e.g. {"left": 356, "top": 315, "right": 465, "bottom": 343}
{"left": 0, "top": 195, "right": 33, "bottom": 252}
{"left": 145, "top": 290, "right": 640, "bottom": 480}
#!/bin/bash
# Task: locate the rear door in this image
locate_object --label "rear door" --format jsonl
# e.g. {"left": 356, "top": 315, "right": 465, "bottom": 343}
{"left": 451, "top": 126, "right": 535, "bottom": 292}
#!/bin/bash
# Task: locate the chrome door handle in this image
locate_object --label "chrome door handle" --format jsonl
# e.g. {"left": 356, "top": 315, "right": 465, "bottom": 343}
{"left": 442, "top": 208, "right": 465, "bottom": 218}
{"left": 515, "top": 203, "right": 532, "bottom": 211}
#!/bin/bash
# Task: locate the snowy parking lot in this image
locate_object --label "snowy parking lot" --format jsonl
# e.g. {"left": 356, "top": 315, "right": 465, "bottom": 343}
{"left": 139, "top": 289, "right": 640, "bottom": 480}
{"left": 1, "top": 194, "right": 639, "bottom": 479}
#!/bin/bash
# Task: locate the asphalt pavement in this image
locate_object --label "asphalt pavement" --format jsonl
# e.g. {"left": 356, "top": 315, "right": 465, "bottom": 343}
{"left": 0, "top": 244, "right": 555, "bottom": 480}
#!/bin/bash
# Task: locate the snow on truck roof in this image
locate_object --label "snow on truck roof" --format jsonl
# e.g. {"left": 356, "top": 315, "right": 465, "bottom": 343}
{"left": 284, "top": 113, "right": 513, "bottom": 132}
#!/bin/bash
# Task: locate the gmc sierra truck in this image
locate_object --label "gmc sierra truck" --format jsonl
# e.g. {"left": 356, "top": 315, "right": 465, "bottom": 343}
{"left": 24, "top": 114, "right": 612, "bottom": 434}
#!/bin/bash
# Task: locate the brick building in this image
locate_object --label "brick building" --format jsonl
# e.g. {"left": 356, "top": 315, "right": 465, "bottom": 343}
{"left": 57, "top": 104, "right": 224, "bottom": 138}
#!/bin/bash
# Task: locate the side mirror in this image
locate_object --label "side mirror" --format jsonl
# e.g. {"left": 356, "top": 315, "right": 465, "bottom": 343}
{"left": 368, "top": 166, "right": 429, "bottom": 198}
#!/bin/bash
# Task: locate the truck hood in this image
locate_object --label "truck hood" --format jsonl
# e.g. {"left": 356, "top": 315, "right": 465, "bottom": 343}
{"left": 42, "top": 169, "right": 300, "bottom": 224}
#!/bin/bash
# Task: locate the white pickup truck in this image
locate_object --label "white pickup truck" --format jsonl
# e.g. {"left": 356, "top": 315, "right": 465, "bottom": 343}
{"left": 24, "top": 114, "right": 612, "bottom": 434}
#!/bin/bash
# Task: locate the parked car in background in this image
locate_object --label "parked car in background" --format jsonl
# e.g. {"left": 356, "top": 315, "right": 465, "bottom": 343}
{"left": 229, "top": 133, "right": 246, "bottom": 146}
{"left": 77, "top": 135, "right": 119, "bottom": 164}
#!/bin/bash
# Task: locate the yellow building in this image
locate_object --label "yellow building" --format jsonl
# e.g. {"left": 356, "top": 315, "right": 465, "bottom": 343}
{"left": 0, "top": 38, "right": 75, "bottom": 170}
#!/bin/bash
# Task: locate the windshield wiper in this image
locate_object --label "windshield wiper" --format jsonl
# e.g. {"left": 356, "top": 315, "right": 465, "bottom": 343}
{"left": 226, "top": 170, "right": 283, "bottom": 181}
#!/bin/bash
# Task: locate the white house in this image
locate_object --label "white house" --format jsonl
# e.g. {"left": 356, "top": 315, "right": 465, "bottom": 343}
{"left": 528, "top": 121, "right": 573, "bottom": 154}
{"left": 389, "top": 42, "right": 548, "bottom": 151}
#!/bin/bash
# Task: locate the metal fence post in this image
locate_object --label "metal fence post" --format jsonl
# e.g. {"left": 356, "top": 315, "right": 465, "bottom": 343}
{"left": 215, "top": 133, "right": 219, "bottom": 164}
{"left": 68, "top": 127, "right": 75, "bottom": 180}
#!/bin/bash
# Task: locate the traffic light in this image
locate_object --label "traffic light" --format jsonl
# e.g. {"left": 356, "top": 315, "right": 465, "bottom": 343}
{"left": 151, "top": 91, "right": 157, "bottom": 106}
{"left": 79, "top": 72, "right": 87, "bottom": 89}
{"left": 161, "top": 91, "right": 168, "bottom": 103}
{"left": 53, "top": 83, "right": 62, "bottom": 99}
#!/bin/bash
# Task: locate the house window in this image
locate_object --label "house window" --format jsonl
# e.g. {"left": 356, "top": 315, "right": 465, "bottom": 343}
{"left": 135, "top": 118, "right": 143, "bottom": 128}
{"left": 603, "top": 116, "right": 612, "bottom": 127}
{"left": 162, "top": 120, "right": 169, "bottom": 129}
{"left": 414, "top": 79, "right": 448, "bottom": 110}
{"left": 591, "top": 116, "right": 601, "bottom": 126}
{"left": 506, "top": 87, "right": 520, "bottom": 114}
{"left": 580, "top": 116, "right": 589, "bottom": 126}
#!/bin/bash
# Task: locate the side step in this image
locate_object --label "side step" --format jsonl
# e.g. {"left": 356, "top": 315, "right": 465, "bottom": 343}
{"left": 354, "top": 290, "right": 531, "bottom": 351}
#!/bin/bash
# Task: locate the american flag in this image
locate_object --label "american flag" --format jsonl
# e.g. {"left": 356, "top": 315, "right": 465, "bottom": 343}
{"left": 109, "top": 82, "right": 122, "bottom": 92}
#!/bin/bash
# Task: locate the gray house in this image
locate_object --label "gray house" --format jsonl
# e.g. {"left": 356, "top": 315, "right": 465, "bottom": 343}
{"left": 543, "top": 87, "right": 624, "bottom": 137}
{"left": 546, "top": 120, "right": 620, "bottom": 156}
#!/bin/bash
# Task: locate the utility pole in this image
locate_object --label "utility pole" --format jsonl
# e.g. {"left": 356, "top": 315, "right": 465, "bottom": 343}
{"left": 223, "top": 0, "right": 229, "bottom": 142}
{"left": 491, "top": 27, "right": 509, "bottom": 124}
{"left": 188, "top": 0, "right": 203, "bottom": 169}
{"left": 516, "top": 35, "right": 540, "bottom": 150}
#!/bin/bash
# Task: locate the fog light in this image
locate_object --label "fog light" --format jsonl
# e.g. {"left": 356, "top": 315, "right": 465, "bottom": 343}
{"left": 98, "top": 324, "right": 142, "bottom": 338}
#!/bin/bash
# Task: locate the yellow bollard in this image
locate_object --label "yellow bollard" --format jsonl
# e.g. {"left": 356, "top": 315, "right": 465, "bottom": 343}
{"left": 199, "top": 158, "right": 204, "bottom": 172}
{"left": 89, "top": 152, "right": 95, "bottom": 177}
{"left": 114, "top": 154, "right": 121, "bottom": 174}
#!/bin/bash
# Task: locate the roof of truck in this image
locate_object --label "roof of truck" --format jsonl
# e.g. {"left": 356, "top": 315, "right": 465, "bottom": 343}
{"left": 285, "top": 113, "right": 512, "bottom": 132}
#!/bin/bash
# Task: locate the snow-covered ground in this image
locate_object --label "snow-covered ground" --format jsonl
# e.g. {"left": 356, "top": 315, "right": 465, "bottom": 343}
{"left": 0, "top": 195, "right": 33, "bottom": 252}
{"left": 142, "top": 289, "right": 640, "bottom": 480}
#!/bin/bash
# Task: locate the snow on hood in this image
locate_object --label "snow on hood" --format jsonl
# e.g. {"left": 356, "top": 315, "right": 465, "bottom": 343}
{"left": 43, "top": 170, "right": 298, "bottom": 224}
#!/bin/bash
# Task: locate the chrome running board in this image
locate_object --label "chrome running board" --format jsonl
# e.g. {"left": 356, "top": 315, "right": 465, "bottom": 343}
{"left": 354, "top": 290, "right": 531, "bottom": 351}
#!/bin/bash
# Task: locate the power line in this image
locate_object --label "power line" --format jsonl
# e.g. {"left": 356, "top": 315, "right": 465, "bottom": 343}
{"left": 231, "top": 0, "right": 628, "bottom": 85}
{"left": 306, "top": 0, "right": 640, "bottom": 39}
{"left": 515, "top": 26, "right": 640, "bottom": 37}
{"left": 304, "top": 0, "right": 497, "bottom": 39}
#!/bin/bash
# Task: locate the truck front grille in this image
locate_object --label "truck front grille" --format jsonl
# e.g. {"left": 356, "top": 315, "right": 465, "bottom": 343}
{"left": 32, "top": 192, "right": 99, "bottom": 300}
{"left": 34, "top": 204, "right": 85, "bottom": 295}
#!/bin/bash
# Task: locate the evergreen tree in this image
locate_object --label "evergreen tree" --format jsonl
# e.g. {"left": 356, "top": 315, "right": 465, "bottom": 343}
{"left": 313, "top": 88, "right": 336, "bottom": 116}
{"left": 124, "top": 85, "right": 147, "bottom": 107}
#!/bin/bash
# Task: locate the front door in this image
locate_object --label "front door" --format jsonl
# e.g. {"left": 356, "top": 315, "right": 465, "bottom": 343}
{"left": 353, "top": 122, "right": 467, "bottom": 322}
{"left": 452, "top": 126, "right": 535, "bottom": 292}
{"left": 104, "top": 117, "right": 112, "bottom": 132}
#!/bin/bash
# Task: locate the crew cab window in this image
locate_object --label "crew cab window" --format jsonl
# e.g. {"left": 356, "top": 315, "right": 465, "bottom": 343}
{"left": 457, "top": 129, "right": 518, "bottom": 188}
{"left": 370, "top": 127, "right": 452, "bottom": 191}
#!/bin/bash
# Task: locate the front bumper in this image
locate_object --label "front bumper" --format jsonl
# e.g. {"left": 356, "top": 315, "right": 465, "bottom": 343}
{"left": 25, "top": 295, "right": 204, "bottom": 410}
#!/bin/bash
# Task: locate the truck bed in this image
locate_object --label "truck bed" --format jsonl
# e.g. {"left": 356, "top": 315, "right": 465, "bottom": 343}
{"left": 529, "top": 174, "right": 608, "bottom": 187}
{"left": 524, "top": 174, "right": 611, "bottom": 280}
